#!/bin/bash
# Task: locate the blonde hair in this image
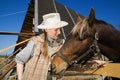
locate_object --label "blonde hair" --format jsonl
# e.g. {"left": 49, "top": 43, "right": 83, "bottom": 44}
{"left": 41, "top": 31, "right": 49, "bottom": 58}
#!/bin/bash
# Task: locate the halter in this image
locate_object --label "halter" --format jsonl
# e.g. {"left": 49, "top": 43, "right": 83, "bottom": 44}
{"left": 55, "top": 31, "right": 102, "bottom": 66}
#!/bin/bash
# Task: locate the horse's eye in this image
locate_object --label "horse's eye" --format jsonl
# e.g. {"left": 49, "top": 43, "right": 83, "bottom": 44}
{"left": 76, "top": 36, "right": 83, "bottom": 41}
{"left": 79, "top": 38, "right": 83, "bottom": 41}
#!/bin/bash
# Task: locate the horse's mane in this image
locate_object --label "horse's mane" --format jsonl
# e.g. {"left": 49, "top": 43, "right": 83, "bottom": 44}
{"left": 96, "top": 20, "right": 115, "bottom": 29}
{"left": 70, "top": 17, "right": 120, "bottom": 40}
{"left": 96, "top": 19, "right": 120, "bottom": 36}
{"left": 70, "top": 18, "right": 90, "bottom": 39}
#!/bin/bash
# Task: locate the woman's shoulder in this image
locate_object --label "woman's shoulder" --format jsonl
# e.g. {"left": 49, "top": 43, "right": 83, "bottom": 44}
{"left": 31, "top": 33, "right": 45, "bottom": 43}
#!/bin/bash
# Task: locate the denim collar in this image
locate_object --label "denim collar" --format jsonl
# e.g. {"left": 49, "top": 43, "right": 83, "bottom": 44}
{"left": 47, "top": 37, "right": 63, "bottom": 47}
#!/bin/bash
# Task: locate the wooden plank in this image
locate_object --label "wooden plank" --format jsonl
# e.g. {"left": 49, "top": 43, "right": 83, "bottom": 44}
{"left": 84, "top": 63, "right": 120, "bottom": 78}
{"left": 0, "top": 60, "right": 16, "bottom": 79}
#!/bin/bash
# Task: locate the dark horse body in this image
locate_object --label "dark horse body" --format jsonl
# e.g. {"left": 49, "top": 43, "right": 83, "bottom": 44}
{"left": 51, "top": 8, "right": 120, "bottom": 76}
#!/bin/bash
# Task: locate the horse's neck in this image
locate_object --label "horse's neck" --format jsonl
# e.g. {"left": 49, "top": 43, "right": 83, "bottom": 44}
{"left": 99, "top": 30, "right": 120, "bottom": 62}
{"left": 99, "top": 29, "right": 120, "bottom": 48}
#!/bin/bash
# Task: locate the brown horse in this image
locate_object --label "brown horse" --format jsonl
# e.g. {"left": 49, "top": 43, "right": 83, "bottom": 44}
{"left": 51, "top": 8, "right": 120, "bottom": 75}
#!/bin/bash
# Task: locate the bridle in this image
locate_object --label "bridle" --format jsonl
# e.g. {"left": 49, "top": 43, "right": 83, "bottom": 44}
{"left": 55, "top": 31, "right": 102, "bottom": 66}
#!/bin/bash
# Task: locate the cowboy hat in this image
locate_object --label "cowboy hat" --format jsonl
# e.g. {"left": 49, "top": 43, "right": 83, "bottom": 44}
{"left": 37, "top": 13, "right": 68, "bottom": 29}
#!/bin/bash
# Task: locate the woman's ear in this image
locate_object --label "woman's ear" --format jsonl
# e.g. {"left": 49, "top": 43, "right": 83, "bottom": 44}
{"left": 44, "top": 29, "right": 48, "bottom": 32}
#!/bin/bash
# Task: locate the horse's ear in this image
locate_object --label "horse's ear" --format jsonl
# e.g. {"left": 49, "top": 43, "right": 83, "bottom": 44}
{"left": 88, "top": 8, "right": 95, "bottom": 26}
{"left": 77, "top": 15, "right": 82, "bottom": 22}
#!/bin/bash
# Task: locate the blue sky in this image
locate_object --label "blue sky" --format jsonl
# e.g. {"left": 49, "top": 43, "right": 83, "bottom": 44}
{"left": 0, "top": 0, "right": 30, "bottom": 55}
{"left": 0, "top": 0, "right": 120, "bottom": 55}
{"left": 57, "top": 0, "right": 120, "bottom": 29}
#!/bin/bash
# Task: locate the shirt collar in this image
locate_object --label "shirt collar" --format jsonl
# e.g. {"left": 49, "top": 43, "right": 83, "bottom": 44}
{"left": 47, "top": 37, "right": 63, "bottom": 47}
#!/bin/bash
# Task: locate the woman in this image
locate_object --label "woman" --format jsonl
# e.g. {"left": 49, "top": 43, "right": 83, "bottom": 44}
{"left": 16, "top": 13, "right": 68, "bottom": 80}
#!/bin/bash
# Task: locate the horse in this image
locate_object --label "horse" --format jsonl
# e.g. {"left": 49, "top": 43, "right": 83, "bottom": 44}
{"left": 51, "top": 8, "right": 120, "bottom": 76}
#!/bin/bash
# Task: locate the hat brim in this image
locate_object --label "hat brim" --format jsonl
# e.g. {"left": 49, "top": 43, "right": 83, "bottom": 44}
{"left": 37, "top": 21, "right": 68, "bottom": 29}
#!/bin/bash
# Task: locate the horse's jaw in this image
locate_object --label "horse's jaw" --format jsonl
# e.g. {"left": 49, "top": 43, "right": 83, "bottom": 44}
{"left": 52, "top": 56, "right": 68, "bottom": 74}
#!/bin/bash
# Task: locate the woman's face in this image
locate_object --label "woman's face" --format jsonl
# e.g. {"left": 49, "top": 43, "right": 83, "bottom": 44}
{"left": 45, "top": 28, "right": 61, "bottom": 39}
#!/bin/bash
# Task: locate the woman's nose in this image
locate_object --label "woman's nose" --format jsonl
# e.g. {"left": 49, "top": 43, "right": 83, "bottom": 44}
{"left": 58, "top": 29, "right": 61, "bottom": 34}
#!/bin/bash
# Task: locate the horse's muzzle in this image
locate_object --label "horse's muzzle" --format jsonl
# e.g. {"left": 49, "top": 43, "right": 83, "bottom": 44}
{"left": 51, "top": 63, "right": 67, "bottom": 75}
{"left": 51, "top": 64, "right": 56, "bottom": 74}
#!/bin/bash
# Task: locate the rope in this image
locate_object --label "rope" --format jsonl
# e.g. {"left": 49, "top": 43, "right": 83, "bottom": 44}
{"left": 0, "top": 47, "right": 22, "bottom": 69}
{"left": 0, "top": 38, "right": 30, "bottom": 54}
{"left": 0, "top": 32, "right": 34, "bottom": 36}
{"left": 52, "top": 0, "right": 66, "bottom": 39}
{"left": 61, "top": 27, "right": 66, "bottom": 39}
{"left": 7, "top": 47, "right": 22, "bottom": 59}
{"left": 0, "top": 10, "right": 26, "bottom": 17}
{"left": 65, "top": 6, "right": 76, "bottom": 25}
{"left": 52, "top": 0, "right": 58, "bottom": 13}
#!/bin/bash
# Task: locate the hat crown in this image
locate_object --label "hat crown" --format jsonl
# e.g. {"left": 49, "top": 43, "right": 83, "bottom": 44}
{"left": 37, "top": 13, "right": 68, "bottom": 29}
{"left": 43, "top": 13, "right": 61, "bottom": 25}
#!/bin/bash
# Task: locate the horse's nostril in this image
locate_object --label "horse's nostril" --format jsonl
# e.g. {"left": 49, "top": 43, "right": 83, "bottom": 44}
{"left": 52, "top": 64, "right": 56, "bottom": 69}
{"left": 59, "top": 69, "right": 66, "bottom": 74}
{"left": 51, "top": 64, "right": 56, "bottom": 73}
{"left": 56, "top": 69, "right": 66, "bottom": 79}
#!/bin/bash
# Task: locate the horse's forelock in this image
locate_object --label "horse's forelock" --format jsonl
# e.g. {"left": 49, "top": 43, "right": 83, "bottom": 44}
{"left": 71, "top": 18, "right": 90, "bottom": 39}
{"left": 71, "top": 21, "right": 81, "bottom": 35}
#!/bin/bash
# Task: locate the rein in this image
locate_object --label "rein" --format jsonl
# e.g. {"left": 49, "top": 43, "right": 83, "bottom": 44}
{"left": 56, "top": 32, "right": 102, "bottom": 66}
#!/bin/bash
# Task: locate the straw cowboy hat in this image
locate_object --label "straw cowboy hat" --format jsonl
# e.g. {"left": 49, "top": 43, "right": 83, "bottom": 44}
{"left": 37, "top": 13, "right": 68, "bottom": 29}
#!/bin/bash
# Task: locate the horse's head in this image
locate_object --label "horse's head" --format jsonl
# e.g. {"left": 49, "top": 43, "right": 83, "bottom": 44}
{"left": 51, "top": 8, "right": 98, "bottom": 74}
